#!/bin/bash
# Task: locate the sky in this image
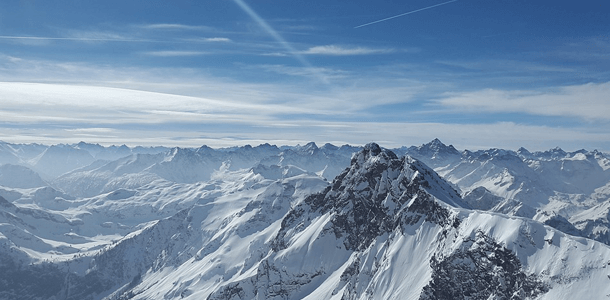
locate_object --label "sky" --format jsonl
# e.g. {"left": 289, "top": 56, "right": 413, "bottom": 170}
{"left": 1, "top": 0, "right": 609, "bottom": 151}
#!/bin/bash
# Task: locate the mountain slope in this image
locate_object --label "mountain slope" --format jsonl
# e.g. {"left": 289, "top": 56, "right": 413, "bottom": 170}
{"left": 202, "top": 144, "right": 610, "bottom": 300}
{"left": 1, "top": 141, "right": 610, "bottom": 299}
{"left": 0, "top": 164, "right": 47, "bottom": 189}
{"left": 407, "top": 139, "right": 610, "bottom": 245}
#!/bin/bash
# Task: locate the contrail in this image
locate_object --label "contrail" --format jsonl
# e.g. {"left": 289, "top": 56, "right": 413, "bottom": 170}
{"left": 232, "top": 0, "right": 330, "bottom": 84}
{"left": 354, "top": 0, "right": 458, "bottom": 29}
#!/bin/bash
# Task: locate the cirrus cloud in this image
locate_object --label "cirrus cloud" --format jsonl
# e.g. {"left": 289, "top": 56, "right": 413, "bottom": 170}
{"left": 438, "top": 81, "right": 610, "bottom": 121}
{"left": 300, "top": 45, "right": 397, "bottom": 56}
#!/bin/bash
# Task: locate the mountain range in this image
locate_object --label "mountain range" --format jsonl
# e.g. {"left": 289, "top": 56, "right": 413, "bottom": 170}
{"left": 1, "top": 140, "right": 609, "bottom": 299}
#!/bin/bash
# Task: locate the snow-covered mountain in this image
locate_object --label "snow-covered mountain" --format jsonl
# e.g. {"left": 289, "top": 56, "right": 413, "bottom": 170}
{"left": 1, "top": 143, "right": 610, "bottom": 299}
{"left": 259, "top": 142, "right": 355, "bottom": 180}
{"left": 405, "top": 139, "right": 610, "bottom": 246}
{"left": 0, "top": 164, "right": 47, "bottom": 189}
{"left": 1, "top": 140, "right": 610, "bottom": 299}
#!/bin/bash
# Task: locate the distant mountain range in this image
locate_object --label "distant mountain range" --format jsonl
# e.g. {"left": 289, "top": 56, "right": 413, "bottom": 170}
{"left": 1, "top": 140, "right": 609, "bottom": 299}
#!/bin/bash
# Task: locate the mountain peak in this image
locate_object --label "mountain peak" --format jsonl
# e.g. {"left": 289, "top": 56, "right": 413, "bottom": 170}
{"left": 418, "top": 138, "right": 460, "bottom": 155}
{"left": 351, "top": 143, "right": 397, "bottom": 166}
{"left": 303, "top": 141, "right": 318, "bottom": 150}
{"left": 430, "top": 137, "right": 443, "bottom": 145}
{"left": 321, "top": 143, "right": 338, "bottom": 151}
{"left": 517, "top": 147, "right": 531, "bottom": 155}
{"left": 276, "top": 143, "right": 464, "bottom": 251}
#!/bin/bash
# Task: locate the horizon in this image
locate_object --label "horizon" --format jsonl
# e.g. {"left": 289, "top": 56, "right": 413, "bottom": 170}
{"left": 1, "top": 1, "right": 609, "bottom": 151}
{"left": 1, "top": 138, "right": 605, "bottom": 154}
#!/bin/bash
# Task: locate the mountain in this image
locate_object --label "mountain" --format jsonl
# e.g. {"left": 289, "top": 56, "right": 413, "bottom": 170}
{"left": 260, "top": 142, "right": 356, "bottom": 180}
{"left": 406, "top": 138, "right": 462, "bottom": 168}
{"left": 1, "top": 140, "right": 610, "bottom": 299}
{"left": 0, "top": 164, "right": 47, "bottom": 189}
{"left": 0, "top": 142, "right": 22, "bottom": 165}
{"left": 0, "top": 163, "right": 330, "bottom": 300}
{"left": 405, "top": 139, "right": 610, "bottom": 246}
{"left": 200, "top": 144, "right": 610, "bottom": 300}
{"left": 52, "top": 145, "right": 284, "bottom": 198}
{"left": 30, "top": 145, "right": 96, "bottom": 179}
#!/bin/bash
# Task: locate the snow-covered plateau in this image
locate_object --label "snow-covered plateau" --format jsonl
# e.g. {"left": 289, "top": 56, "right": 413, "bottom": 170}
{"left": 1, "top": 140, "right": 610, "bottom": 299}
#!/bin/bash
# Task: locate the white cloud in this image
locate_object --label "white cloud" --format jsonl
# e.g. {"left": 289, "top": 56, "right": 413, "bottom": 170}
{"left": 1, "top": 113, "right": 607, "bottom": 151}
{"left": 0, "top": 56, "right": 608, "bottom": 151}
{"left": 0, "top": 32, "right": 151, "bottom": 44}
{"left": 142, "top": 51, "right": 210, "bottom": 57}
{"left": 0, "top": 82, "right": 336, "bottom": 126}
{"left": 300, "top": 45, "right": 396, "bottom": 56}
{"left": 137, "top": 23, "right": 213, "bottom": 31}
{"left": 438, "top": 82, "right": 610, "bottom": 121}
{"left": 252, "top": 64, "right": 349, "bottom": 81}
{"left": 204, "top": 37, "right": 232, "bottom": 42}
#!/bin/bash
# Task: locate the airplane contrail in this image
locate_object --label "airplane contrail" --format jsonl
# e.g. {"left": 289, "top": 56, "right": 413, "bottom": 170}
{"left": 232, "top": 0, "right": 330, "bottom": 84}
{"left": 354, "top": 0, "right": 458, "bottom": 29}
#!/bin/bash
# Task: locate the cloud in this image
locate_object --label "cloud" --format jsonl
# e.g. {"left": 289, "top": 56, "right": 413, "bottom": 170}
{"left": 1, "top": 55, "right": 608, "bottom": 151}
{"left": 142, "top": 51, "right": 210, "bottom": 57}
{"left": 0, "top": 35, "right": 151, "bottom": 43}
{"left": 435, "top": 59, "right": 576, "bottom": 73}
{"left": 438, "top": 82, "right": 610, "bottom": 121}
{"left": 250, "top": 64, "right": 349, "bottom": 80}
{"left": 0, "top": 82, "right": 337, "bottom": 126}
{"left": 137, "top": 23, "right": 214, "bottom": 31}
{"left": 204, "top": 37, "right": 232, "bottom": 42}
{"left": 300, "top": 45, "right": 396, "bottom": 56}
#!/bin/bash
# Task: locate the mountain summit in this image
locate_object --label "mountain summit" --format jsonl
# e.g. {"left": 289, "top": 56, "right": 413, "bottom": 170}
{"left": 205, "top": 143, "right": 610, "bottom": 300}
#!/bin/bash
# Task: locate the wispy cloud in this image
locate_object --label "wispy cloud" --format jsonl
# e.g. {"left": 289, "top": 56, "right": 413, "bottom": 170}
{"left": 300, "top": 45, "right": 396, "bottom": 56}
{"left": 203, "top": 37, "right": 232, "bottom": 42}
{"left": 137, "top": 23, "right": 214, "bottom": 31}
{"left": 436, "top": 59, "right": 576, "bottom": 73}
{"left": 142, "top": 51, "right": 210, "bottom": 57}
{"left": 438, "top": 82, "right": 610, "bottom": 121}
{"left": 1, "top": 55, "right": 608, "bottom": 151}
{"left": 250, "top": 64, "right": 349, "bottom": 80}
{"left": 0, "top": 35, "right": 152, "bottom": 43}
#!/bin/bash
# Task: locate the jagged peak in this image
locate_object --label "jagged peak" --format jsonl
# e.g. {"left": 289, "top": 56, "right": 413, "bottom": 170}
{"left": 166, "top": 147, "right": 196, "bottom": 159}
{"left": 415, "top": 138, "right": 460, "bottom": 156}
{"left": 197, "top": 145, "right": 213, "bottom": 151}
{"left": 517, "top": 147, "right": 530, "bottom": 154}
{"left": 430, "top": 138, "right": 444, "bottom": 146}
{"left": 350, "top": 143, "right": 397, "bottom": 166}
{"left": 532, "top": 146, "right": 568, "bottom": 160}
{"left": 276, "top": 143, "right": 464, "bottom": 252}
{"left": 255, "top": 143, "right": 278, "bottom": 151}
{"left": 303, "top": 141, "right": 318, "bottom": 150}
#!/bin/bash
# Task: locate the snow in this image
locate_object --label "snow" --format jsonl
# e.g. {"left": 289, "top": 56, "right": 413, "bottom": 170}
{"left": 1, "top": 139, "right": 610, "bottom": 299}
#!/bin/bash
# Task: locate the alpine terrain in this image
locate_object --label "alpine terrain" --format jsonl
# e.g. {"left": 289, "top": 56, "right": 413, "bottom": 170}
{"left": 0, "top": 140, "right": 609, "bottom": 299}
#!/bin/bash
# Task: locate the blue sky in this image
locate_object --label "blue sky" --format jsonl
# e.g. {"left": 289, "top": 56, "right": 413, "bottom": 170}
{"left": 1, "top": 0, "right": 609, "bottom": 151}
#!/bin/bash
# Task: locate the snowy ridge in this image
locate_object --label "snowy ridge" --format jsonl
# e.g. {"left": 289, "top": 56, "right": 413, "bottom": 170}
{"left": 201, "top": 143, "right": 610, "bottom": 300}
{"left": 406, "top": 139, "right": 610, "bottom": 246}
{"left": 1, "top": 140, "right": 610, "bottom": 299}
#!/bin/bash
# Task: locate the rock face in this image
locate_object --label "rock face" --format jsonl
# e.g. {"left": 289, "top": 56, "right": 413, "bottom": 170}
{"left": 421, "top": 231, "right": 548, "bottom": 300}
{"left": 275, "top": 143, "right": 466, "bottom": 252}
